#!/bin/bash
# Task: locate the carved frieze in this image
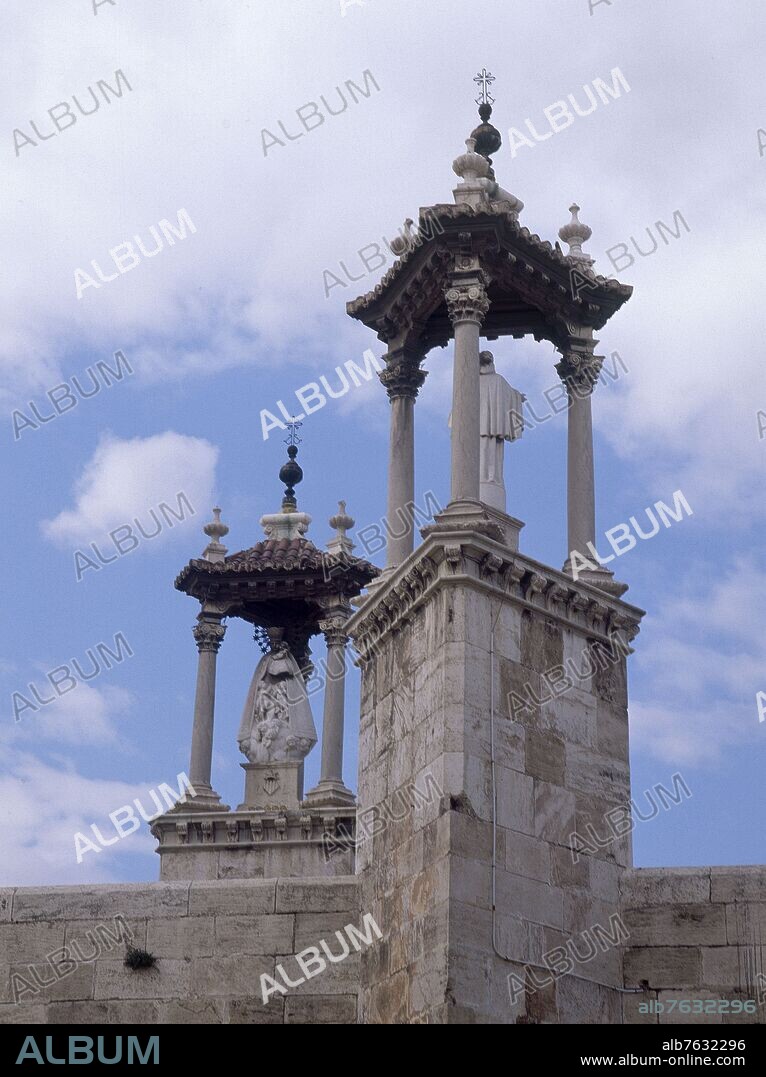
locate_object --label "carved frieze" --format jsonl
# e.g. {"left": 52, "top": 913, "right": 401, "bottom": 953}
{"left": 348, "top": 542, "right": 643, "bottom": 660}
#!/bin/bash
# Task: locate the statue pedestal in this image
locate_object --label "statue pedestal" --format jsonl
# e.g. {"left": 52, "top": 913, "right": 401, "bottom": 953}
{"left": 421, "top": 500, "right": 524, "bottom": 551}
{"left": 237, "top": 761, "right": 303, "bottom": 812}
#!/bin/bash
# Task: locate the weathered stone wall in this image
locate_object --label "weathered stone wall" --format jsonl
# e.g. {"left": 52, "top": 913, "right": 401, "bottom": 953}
{"left": 350, "top": 534, "right": 642, "bottom": 1024}
{"left": 622, "top": 867, "right": 766, "bottom": 1024}
{"left": 0, "top": 878, "right": 359, "bottom": 1025}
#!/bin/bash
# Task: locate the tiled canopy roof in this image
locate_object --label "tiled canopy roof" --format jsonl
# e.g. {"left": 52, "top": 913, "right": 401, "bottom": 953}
{"left": 346, "top": 201, "right": 631, "bottom": 327}
{"left": 174, "top": 537, "right": 378, "bottom": 594}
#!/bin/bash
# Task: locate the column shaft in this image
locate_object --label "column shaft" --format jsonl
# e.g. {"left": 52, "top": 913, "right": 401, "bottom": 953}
{"left": 445, "top": 278, "right": 489, "bottom": 506}
{"left": 379, "top": 358, "right": 426, "bottom": 571}
{"left": 450, "top": 318, "right": 482, "bottom": 502}
{"left": 319, "top": 640, "right": 346, "bottom": 783}
{"left": 386, "top": 394, "right": 415, "bottom": 569}
{"left": 567, "top": 390, "right": 596, "bottom": 559}
{"left": 305, "top": 614, "right": 355, "bottom": 807}
{"left": 186, "top": 617, "right": 227, "bottom": 809}
{"left": 189, "top": 648, "right": 218, "bottom": 789}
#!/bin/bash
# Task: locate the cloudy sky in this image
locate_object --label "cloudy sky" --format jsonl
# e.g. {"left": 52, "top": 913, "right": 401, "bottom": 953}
{"left": 1, "top": 0, "right": 763, "bottom": 884}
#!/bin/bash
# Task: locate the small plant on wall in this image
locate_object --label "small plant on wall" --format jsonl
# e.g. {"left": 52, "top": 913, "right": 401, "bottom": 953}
{"left": 124, "top": 945, "right": 157, "bottom": 971}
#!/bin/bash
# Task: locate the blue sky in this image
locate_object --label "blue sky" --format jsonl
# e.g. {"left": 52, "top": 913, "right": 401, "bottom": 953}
{"left": 0, "top": 0, "right": 764, "bottom": 883}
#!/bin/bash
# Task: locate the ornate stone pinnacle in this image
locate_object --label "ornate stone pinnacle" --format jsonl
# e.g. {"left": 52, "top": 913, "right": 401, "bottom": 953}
{"left": 327, "top": 501, "right": 355, "bottom": 558}
{"left": 559, "top": 204, "right": 594, "bottom": 267}
{"left": 202, "top": 507, "right": 229, "bottom": 563}
{"left": 452, "top": 138, "right": 491, "bottom": 183}
{"left": 378, "top": 361, "right": 427, "bottom": 401}
{"left": 330, "top": 500, "right": 354, "bottom": 536}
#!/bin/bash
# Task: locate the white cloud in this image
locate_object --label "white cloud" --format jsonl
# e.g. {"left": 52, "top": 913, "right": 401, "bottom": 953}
{"left": 6, "top": 684, "right": 133, "bottom": 748}
{"left": 630, "top": 557, "right": 766, "bottom": 765}
{"left": 41, "top": 431, "right": 217, "bottom": 546}
{"left": 0, "top": 749, "right": 168, "bottom": 885}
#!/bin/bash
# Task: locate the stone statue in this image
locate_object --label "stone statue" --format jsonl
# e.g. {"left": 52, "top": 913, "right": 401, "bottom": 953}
{"left": 237, "top": 643, "right": 317, "bottom": 764}
{"left": 479, "top": 351, "right": 524, "bottom": 512}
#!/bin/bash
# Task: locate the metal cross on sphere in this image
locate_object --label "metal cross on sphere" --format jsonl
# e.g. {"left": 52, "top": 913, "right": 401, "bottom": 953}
{"left": 284, "top": 418, "right": 303, "bottom": 447}
{"left": 474, "top": 68, "right": 495, "bottom": 107}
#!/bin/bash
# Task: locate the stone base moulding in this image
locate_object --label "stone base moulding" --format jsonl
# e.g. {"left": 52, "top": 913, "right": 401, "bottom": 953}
{"left": 303, "top": 779, "right": 357, "bottom": 809}
{"left": 152, "top": 808, "right": 356, "bottom": 880}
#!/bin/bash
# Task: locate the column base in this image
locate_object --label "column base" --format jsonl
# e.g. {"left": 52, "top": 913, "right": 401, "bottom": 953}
{"left": 171, "top": 784, "right": 230, "bottom": 813}
{"left": 563, "top": 559, "right": 629, "bottom": 599}
{"left": 479, "top": 503, "right": 524, "bottom": 551}
{"left": 302, "top": 779, "right": 357, "bottom": 809}
{"left": 420, "top": 499, "right": 505, "bottom": 544}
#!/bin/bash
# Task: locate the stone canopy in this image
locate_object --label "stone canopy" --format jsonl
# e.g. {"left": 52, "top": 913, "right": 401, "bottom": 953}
{"left": 347, "top": 201, "right": 632, "bottom": 354}
{"left": 175, "top": 534, "right": 378, "bottom": 662}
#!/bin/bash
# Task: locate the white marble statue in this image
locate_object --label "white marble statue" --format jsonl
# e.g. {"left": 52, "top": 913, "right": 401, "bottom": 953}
{"left": 479, "top": 351, "right": 524, "bottom": 513}
{"left": 237, "top": 643, "right": 317, "bottom": 764}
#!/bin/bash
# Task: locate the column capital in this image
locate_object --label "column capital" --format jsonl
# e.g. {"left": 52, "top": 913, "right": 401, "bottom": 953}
{"left": 193, "top": 618, "right": 226, "bottom": 653}
{"left": 378, "top": 359, "right": 427, "bottom": 401}
{"left": 319, "top": 609, "right": 350, "bottom": 648}
{"left": 556, "top": 348, "right": 603, "bottom": 396}
{"left": 444, "top": 277, "right": 490, "bottom": 327}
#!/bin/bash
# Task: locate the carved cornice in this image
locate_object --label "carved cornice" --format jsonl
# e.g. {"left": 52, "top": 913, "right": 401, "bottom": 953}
{"left": 193, "top": 619, "right": 226, "bottom": 653}
{"left": 348, "top": 539, "right": 643, "bottom": 661}
{"left": 152, "top": 808, "right": 356, "bottom": 849}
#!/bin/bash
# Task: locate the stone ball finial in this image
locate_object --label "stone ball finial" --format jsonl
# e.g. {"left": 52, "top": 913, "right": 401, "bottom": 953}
{"left": 471, "top": 103, "right": 502, "bottom": 164}
{"left": 559, "top": 203, "right": 594, "bottom": 265}
{"left": 279, "top": 444, "right": 303, "bottom": 512}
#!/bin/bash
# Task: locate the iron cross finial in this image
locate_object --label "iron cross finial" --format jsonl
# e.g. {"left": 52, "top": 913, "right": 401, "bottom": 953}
{"left": 474, "top": 68, "right": 496, "bottom": 107}
{"left": 284, "top": 417, "right": 303, "bottom": 447}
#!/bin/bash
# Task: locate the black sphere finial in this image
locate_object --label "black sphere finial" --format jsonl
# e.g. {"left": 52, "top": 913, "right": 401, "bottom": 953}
{"left": 279, "top": 420, "right": 304, "bottom": 511}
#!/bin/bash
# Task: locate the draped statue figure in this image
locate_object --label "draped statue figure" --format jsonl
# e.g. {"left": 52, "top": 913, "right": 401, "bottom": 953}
{"left": 237, "top": 643, "right": 317, "bottom": 764}
{"left": 479, "top": 350, "right": 525, "bottom": 512}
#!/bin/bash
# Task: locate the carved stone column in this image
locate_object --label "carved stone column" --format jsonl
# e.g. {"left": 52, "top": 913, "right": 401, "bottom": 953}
{"left": 186, "top": 614, "right": 229, "bottom": 810}
{"left": 379, "top": 354, "right": 427, "bottom": 570}
{"left": 304, "top": 608, "right": 355, "bottom": 808}
{"left": 557, "top": 344, "right": 626, "bottom": 597}
{"left": 445, "top": 275, "right": 490, "bottom": 504}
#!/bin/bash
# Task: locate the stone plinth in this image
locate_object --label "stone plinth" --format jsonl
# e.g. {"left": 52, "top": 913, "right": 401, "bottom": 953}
{"left": 238, "top": 762, "right": 303, "bottom": 813}
{"left": 347, "top": 527, "right": 644, "bottom": 1024}
{"left": 152, "top": 809, "right": 356, "bottom": 880}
